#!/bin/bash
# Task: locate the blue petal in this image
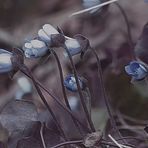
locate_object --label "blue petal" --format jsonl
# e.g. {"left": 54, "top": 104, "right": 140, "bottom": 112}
{"left": 129, "top": 61, "right": 140, "bottom": 72}
{"left": 134, "top": 68, "right": 147, "bottom": 80}
{"left": 125, "top": 65, "right": 135, "bottom": 75}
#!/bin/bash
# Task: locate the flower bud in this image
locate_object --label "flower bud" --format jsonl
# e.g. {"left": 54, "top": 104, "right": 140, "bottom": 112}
{"left": 0, "top": 49, "right": 13, "bottom": 73}
{"left": 38, "top": 24, "right": 59, "bottom": 45}
{"left": 125, "top": 61, "right": 148, "bottom": 80}
{"left": 23, "top": 39, "right": 48, "bottom": 58}
{"left": 64, "top": 74, "right": 84, "bottom": 92}
{"left": 64, "top": 39, "right": 81, "bottom": 57}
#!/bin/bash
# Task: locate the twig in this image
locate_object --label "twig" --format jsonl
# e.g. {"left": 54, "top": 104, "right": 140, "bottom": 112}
{"left": 51, "top": 138, "right": 129, "bottom": 148}
{"left": 51, "top": 140, "right": 83, "bottom": 148}
{"left": 109, "top": 134, "right": 123, "bottom": 148}
{"left": 63, "top": 44, "right": 95, "bottom": 132}
{"left": 120, "top": 113, "right": 148, "bottom": 125}
{"left": 109, "top": 134, "right": 132, "bottom": 148}
{"left": 116, "top": 136, "right": 145, "bottom": 142}
{"left": 70, "top": 0, "right": 119, "bottom": 17}
{"left": 116, "top": 111, "right": 147, "bottom": 138}
{"left": 40, "top": 123, "right": 47, "bottom": 148}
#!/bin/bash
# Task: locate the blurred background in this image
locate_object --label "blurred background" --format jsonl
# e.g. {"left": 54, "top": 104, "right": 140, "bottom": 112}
{"left": 0, "top": 0, "right": 148, "bottom": 145}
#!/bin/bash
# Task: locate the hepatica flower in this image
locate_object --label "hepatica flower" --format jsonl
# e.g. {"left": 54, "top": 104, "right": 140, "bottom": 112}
{"left": 64, "top": 38, "right": 81, "bottom": 57}
{"left": 23, "top": 39, "right": 48, "bottom": 58}
{"left": 64, "top": 74, "right": 84, "bottom": 92}
{"left": 38, "top": 24, "right": 59, "bottom": 45}
{"left": 125, "top": 61, "right": 148, "bottom": 80}
{"left": 0, "top": 49, "right": 13, "bottom": 73}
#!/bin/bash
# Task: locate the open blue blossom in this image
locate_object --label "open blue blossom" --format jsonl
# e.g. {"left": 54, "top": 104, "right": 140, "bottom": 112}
{"left": 64, "top": 74, "right": 84, "bottom": 92}
{"left": 23, "top": 39, "right": 48, "bottom": 58}
{"left": 64, "top": 38, "right": 81, "bottom": 57}
{"left": 38, "top": 24, "right": 59, "bottom": 45}
{"left": 0, "top": 49, "right": 13, "bottom": 73}
{"left": 125, "top": 61, "right": 148, "bottom": 80}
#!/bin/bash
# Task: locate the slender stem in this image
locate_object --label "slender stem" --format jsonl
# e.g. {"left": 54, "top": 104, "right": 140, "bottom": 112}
{"left": 63, "top": 45, "right": 95, "bottom": 132}
{"left": 83, "top": 87, "right": 92, "bottom": 118}
{"left": 18, "top": 64, "right": 91, "bottom": 133}
{"left": 89, "top": 48, "right": 126, "bottom": 143}
{"left": 40, "top": 123, "right": 47, "bottom": 148}
{"left": 51, "top": 140, "right": 83, "bottom": 148}
{"left": 51, "top": 49, "right": 70, "bottom": 108}
{"left": 90, "top": 49, "right": 114, "bottom": 126}
{"left": 109, "top": 134, "right": 123, "bottom": 148}
{"left": 101, "top": 141, "right": 119, "bottom": 148}
{"left": 50, "top": 139, "right": 127, "bottom": 148}
{"left": 109, "top": 135, "right": 134, "bottom": 148}
{"left": 115, "top": 2, "right": 134, "bottom": 57}
{"left": 19, "top": 65, "right": 67, "bottom": 140}
{"left": 51, "top": 49, "right": 84, "bottom": 136}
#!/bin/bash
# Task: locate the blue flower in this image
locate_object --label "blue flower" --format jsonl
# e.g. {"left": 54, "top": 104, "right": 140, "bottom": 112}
{"left": 0, "top": 49, "right": 13, "bottom": 73}
{"left": 125, "top": 61, "right": 148, "bottom": 80}
{"left": 38, "top": 24, "right": 59, "bottom": 45}
{"left": 64, "top": 74, "right": 84, "bottom": 92}
{"left": 64, "top": 38, "right": 81, "bottom": 57}
{"left": 23, "top": 39, "right": 48, "bottom": 58}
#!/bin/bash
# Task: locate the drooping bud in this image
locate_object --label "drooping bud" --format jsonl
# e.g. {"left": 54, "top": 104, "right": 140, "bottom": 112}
{"left": 23, "top": 39, "right": 48, "bottom": 58}
{"left": 38, "top": 24, "right": 59, "bottom": 45}
{"left": 0, "top": 49, "right": 13, "bottom": 73}
{"left": 64, "top": 34, "right": 90, "bottom": 58}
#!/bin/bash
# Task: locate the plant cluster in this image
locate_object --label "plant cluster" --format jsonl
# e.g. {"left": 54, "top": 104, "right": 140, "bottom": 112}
{"left": 0, "top": 0, "right": 148, "bottom": 148}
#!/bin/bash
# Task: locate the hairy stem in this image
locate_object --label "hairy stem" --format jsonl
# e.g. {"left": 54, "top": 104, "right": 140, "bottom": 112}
{"left": 115, "top": 2, "right": 134, "bottom": 56}
{"left": 89, "top": 48, "right": 126, "bottom": 143}
{"left": 63, "top": 45, "right": 95, "bottom": 132}
{"left": 51, "top": 49, "right": 71, "bottom": 108}
{"left": 19, "top": 64, "right": 67, "bottom": 139}
{"left": 18, "top": 64, "right": 90, "bottom": 133}
{"left": 51, "top": 49, "right": 84, "bottom": 136}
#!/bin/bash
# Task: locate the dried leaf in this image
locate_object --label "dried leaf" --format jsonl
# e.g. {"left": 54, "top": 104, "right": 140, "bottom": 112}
{"left": 0, "top": 100, "right": 38, "bottom": 134}
{"left": 16, "top": 122, "right": 63, "bottom": 148}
